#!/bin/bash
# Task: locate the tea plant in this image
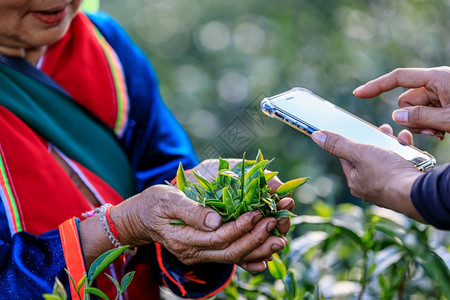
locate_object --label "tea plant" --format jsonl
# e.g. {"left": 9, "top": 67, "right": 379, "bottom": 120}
{"left": 172, "top": 150, "right": 310, "bottom": 233}
{"left": 220, "top": 202, "right": 450, "bottom": 299}
{"left": 43, "top": 246, "right": 135, "bottom": 300}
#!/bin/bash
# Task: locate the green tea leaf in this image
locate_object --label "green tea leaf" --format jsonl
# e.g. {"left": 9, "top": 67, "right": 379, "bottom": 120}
{"left": 77, "top": 275, "right": 86, "bottom": 292}
{"left": 46, "top": 277, "right": 67, "bottom": 300}
{"left": 245, "top": 177, "right": 259, "bottom": 205}
{"left": 176, "top": 163, "right": 189, "bottom": 191}
{"left": 244, "top": 160, "right": 272, "bottom": 188}
{"left": 258, "top": 169, "right": 267, "bottom": 190}
{"left": 43, "top": 295, "right": 63, "bottom": 300}
{"left": 264, "top": 171, "right": 279, "bottom": 183}
{"left": 105, "top": 273, "right": 120, "bottom": 293}
{"left": 120, "top": 271, "right": 136, "bottom": 294}
{"left": 192, "top": 171, "right": 215, "bottom": 193}
{"left": 182, "top": 187, "right": 198, "bottom": 202}
{"left": 239, "top": 154, "right": 246, "bottom": 202}
{"left": 255, "top": 149, "right": 264, "bottom": 162}
{"left": 222, "top": 187, "right": 235, "bottom": 212}
{"left": 218, "top": 157, "right": 230, "bottom": 172}
{"left": 218, "top": 170, "right": 240, "bottom": 180}
{"left": 205, "top": 199, "right": 228, "bottom": 215}
{"left": 268, "top": 253, "right": 287, "bottom": 280}
{"left": 262, "top": 197, "right": 276, "bottom": 212}
{"left": 226, "top": 202, "right": 244, "bottom": 222}
{"left": 276, "top": 177, "right": 310, "bottom": 198}
{"left": 169, "top": 220, "right": 187, "bottom": 226}
{"left": 283, "top": 270, "right": 298, "bottom": 300}
{"left": 88, "top": 246, "right": 129, "bottom": 284}
{"left": 274, "top": 209, "right": 297, "bottom": 218}
{"left": 85, "top": 287, "right": 109, "bottom": 300}
{"left": 230, "top": 159, "right": 255, "bottom": 173}
{"left": 64, "top": 269, "right": 78, "bottom": 298}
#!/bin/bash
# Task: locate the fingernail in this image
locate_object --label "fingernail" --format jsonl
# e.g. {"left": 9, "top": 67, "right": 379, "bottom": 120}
{"left": 205, "top": 212, "right": 221, "bottom": 229}
{"left": 311, "top": 131, "right": 326, "bottom": 147}
{"left": 266, "top": 220, "right": 277, "bottom": 233}
{"left": 271, "top": 243, "right": 284, "bottom": 252}
{"left": 285, "top": 202, "right": 294, "bottom": 211}
{"left": 420, "top": 130, "right": 434, "bottom": 137}
{"left": 392, "top": 109, "right": 408, "bottom": 123}
{"left": 252, "top": 212, "right": 263, "bottom": 224}
{"left": 353, "top": 85, "right": 363, "bottom": 95}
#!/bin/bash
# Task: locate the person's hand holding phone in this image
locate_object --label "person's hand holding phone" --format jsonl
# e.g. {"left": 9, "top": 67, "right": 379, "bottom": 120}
{"left": 311, "top": 129, "right": 425, "bottom": 223}
{"left": 353, "top": 67, "right": 450, "bottom": 141}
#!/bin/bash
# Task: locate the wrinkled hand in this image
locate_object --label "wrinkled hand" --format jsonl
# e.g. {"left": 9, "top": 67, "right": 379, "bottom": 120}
{"left": 112, "top": 184, "right": 288, "bottom": 273}
{"left": 353, "top": 66, "right": 450, "bottom": 140}
{"left": 311, "top": 130, "right": 425, "bottom": 222}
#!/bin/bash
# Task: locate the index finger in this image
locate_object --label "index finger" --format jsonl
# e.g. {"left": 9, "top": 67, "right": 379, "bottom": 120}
{"left": 353, "top": 68, "right": 432, "bottom": 98}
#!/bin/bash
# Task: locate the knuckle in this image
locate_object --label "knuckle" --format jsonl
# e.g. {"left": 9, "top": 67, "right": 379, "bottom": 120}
{"left": 410, "top": 106, "right": 423, "bottom": 124}
{"left": 390, "top": 68, "right": 404, "bottom": 81}
{"left": 324, "top": 134, "right": 342, "bottom": 157}
{"left": 169, "top": 242, "right": 187, "bottom": 254}
{"left": 209, "top": 233, "right": 229, "bottom": 249}
{"left": 223, "top": 248, "right": 243, "bottom": 263}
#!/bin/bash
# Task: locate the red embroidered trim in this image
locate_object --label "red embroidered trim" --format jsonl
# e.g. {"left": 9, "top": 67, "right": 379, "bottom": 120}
{"left": 183, "top": 270, "right": 207, "bottom": 284}
{"left": 155, "top": 242, "right": 187, "bottom": 296}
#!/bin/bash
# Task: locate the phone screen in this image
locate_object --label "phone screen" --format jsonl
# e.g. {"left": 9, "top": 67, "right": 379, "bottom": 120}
{"left": 261, "top": 88, "right": 435, "bottom": 171}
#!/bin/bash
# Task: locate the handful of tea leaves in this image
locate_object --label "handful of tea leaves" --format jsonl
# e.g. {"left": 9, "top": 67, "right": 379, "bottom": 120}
{"left": 172, "top": 150, "right": 309, "bottom": 234}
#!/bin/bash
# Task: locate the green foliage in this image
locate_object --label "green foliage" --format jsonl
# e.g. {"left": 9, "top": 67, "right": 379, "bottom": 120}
{"left": 174, "top": 150, "right": 309, "bottom": 233}
{"left": 219, "top": 202, "right": 450, "bottom": 299}
{"left": 43, "top": 246, "right": 135, "bottom": 300}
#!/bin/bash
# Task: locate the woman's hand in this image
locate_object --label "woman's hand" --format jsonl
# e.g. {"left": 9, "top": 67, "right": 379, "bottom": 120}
{"left": 311, "top": 130, "right": 425, "bottom": 223}
{"left": 353, "top": 67, "right": 450, "bottom": 140}
{"left": 80, "top": 184, "right": 289, "bottom": 273}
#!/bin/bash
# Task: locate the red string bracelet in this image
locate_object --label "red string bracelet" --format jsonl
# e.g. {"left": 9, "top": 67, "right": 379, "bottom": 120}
{"left": 105, "top": 205, "right": 120, "bottom": 241}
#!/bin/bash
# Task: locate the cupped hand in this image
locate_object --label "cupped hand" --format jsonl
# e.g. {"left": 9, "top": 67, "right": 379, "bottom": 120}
{"left": 353, "top": 67, "right": 450, "bottom": 140}
{"left": 112, "top": 184, "right": 288, "bottom": 273}
{"left": 311, "top": 130, "right": 425, "bottom": 222}
{"left": 189, "top": 158, "right": 295, "bottom": 236}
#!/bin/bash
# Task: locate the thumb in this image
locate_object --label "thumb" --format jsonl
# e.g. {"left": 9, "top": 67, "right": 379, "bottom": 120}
{"left": 392, "top": 106, "right": 450, "bottom": 133}
{"left": 311, "top": 130, "right": 358, "bottom": 161}
{"left": 173, "top": 194, "right": 223, "bottom": 231}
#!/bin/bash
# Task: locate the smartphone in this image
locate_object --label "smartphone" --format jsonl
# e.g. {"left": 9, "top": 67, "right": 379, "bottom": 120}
{"left": 261, "top": 87, "right": 435, "bottom": 171}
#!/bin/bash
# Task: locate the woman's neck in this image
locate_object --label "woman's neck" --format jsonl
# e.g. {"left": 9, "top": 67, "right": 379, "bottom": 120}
{"left": 0, "top": 45, "right": 47, "bottom": 66}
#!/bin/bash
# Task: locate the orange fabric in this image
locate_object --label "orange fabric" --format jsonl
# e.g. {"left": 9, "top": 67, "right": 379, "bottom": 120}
{"left": 58, "top": 217, "right": 88, "bottom": 300}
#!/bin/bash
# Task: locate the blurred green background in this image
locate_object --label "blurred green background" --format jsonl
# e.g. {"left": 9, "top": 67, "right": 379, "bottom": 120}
{"left": 100, "top": 0, "right": 450, "bottom": 208}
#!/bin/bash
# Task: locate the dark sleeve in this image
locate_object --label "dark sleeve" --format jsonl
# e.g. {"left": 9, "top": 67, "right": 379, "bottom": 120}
{"left": 411, "top": 163, "right": 450, "bottom": 229}
{"left": 88, "top": 12, "right": 199, "bottom": 192}
{"left": 0, "top": 230, "right": 69, "bottom": 299}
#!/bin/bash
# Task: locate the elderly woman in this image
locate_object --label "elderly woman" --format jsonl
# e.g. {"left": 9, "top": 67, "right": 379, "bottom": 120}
{"left": 0, "top": 1, "right": 294, "bottom": 299}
